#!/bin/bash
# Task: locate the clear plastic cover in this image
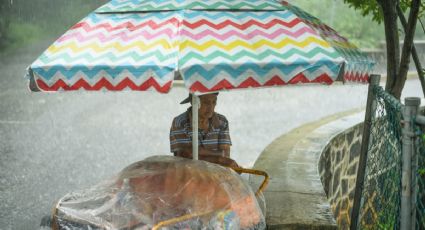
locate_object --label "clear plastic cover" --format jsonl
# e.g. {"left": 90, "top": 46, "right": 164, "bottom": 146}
{"left": 53, "top": 156, "right": 266, "bottom": 230}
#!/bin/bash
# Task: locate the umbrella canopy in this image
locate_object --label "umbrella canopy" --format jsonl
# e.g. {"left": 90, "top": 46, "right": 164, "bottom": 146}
{"left": 27, "top": 0, "right": 374, "bottom": 94}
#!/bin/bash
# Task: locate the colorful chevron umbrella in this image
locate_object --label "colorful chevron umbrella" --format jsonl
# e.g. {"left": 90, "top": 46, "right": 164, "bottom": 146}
{"left": 26, "top": 0, "right": 375, "bottom": 160}
{"left": 27, "top": 0, "right": 374, "bottom": 94}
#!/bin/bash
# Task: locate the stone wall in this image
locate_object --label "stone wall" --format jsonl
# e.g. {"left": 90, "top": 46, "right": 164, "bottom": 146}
{"left": 318, "top": 123, "right": 363, "bottom": 229}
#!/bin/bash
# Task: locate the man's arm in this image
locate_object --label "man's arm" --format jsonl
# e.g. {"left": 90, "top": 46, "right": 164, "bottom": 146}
{"left": 174, "top": 146, "right": 224, "bottom": 158}
{"left": 217, "top": 114, "right": 232, "bottom": 158}
{"left": 220, "top": 145, "right": 230, "bottom": 158}
{"left": 174, "top": 147, "right": 238, "bottom": 168}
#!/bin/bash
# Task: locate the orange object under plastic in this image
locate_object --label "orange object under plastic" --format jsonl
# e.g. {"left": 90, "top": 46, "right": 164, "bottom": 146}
{"left": 53, "top": 156, "right": 266, "bottom": 230}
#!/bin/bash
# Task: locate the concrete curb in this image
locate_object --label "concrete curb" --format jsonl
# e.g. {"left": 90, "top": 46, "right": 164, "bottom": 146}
{"left": 250, "top": 108, "right": 365, "bottom": 229}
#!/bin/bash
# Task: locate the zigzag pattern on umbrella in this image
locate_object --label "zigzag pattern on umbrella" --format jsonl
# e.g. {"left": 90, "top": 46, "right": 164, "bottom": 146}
{"left": 344, "top": 62, "right": 373, "bottom": 83}
{"left": 31, "top": 58, "right": 342, "bottom": 93}
{"left": 96, "top": 0, "right": 286, "bottom": 13}
{"left": 59, "top": 24, "right": 178, "bottom": 44}
{"left": 188, "top": 73, "right": 336, "bottom": 93}
{"left": 35, "top": 41, "right": 339, "bottom": 61}
{"left": 179, "top": 48, "right": 342, "bottom": 67}
{"left": 182, "top": 10, "right": 296, "bottom": 21}
{"left": 344, "top": 71, "right": 369, "bottom": 83}
{"left": 33, "top": 9, "right": 346, "bottom": 84}
{"left": 35, "top": 77, "right": 173, "bottom": 93}
{"left": 33, "top": 72, "right": 335, "bottom": 93}
{"left": 179, "top": 37, "right": 332, "bottom": 53}
{"left": 281, "top": 1, "right": 374, "bottom": 81}
{"left": 58, "top": 11, "right": 309, "bottom": 44}
{"left": 183, "top": 18, "right": 305, "bottom": 31}
{"left": 31, "top": 64, "right": 175, "bottom": 81}
{"left": 46, "top": 40, "right": 178, "bottom": 55}
{"left": 32, "top": 57, "right": 341, "bottom": 84}
{"left": 47, "top": 14, "right": 180, "bottom": 51}
{"left": 29, "top": 0, "right": 374, "bottom": 92}
{"left": 181, "top": 61, "right": 342, "bottom": 84}
{"left": 32, "top": 13, "right": 180, "bottom": 81}
{"left": 33, "top": 54, "right": 342, "bottom": 80}
{"left": 45, "top": 37, "right": 335, "bottom": 58}
{"left": 180, "top": 26, "right": 316, "bottom": 41}
{"left": 35, "top": 50, "right": 177, "bottom": 66}
{"left": 88, "top": 11, "right": 181, "bottom": 24}
{"left": 65, "top": 23, "right": 180, "bottom": 42}
{"left": 178, "top": 10, "right": 344, "bottom": 80}
{"left": 71, "top": 12, "right": 309, "bottom": 40}
{"left": 32, "top": 64, "right": 175, "bottom": 93}
{"left": 41, "top": 11, "right": 325, "bottom": 56}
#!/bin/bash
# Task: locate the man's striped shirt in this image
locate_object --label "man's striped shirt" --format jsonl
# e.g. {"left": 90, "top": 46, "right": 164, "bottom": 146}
{"left": 170, "top": 109, "right": 231, "bottom": 156}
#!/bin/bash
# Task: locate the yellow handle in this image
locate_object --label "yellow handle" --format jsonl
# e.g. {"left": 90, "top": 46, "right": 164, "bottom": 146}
{"left": 152, "top": 210, "right": 215, "bottom": 230}
{"left": 230, "top": 167, "right": 269, "bottom": 197}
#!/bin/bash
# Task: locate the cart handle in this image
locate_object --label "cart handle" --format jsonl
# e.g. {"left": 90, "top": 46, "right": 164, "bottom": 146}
{"left": 152, "top": 210, "right": 215, "bottom": 230}
{"left": 230, "top": 167, "right": 269, "bottom": 197}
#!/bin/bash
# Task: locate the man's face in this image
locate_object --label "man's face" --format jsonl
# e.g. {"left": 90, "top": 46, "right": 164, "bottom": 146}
{"left": 198, "top": 94, "right": 217, "bottom": 120}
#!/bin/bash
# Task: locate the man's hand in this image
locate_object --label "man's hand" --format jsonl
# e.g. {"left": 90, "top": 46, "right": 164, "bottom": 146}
{"left": 200, "top": 155, "right": 239, "bottom": 168}
{"left": 218, "top": 156, "right": 239, "bottom": 168}
{"left": 174, "top": 147, "right": 239, "bottom": 168}
{"left": 174, "top": 150, "right": 192, "bottom": 159}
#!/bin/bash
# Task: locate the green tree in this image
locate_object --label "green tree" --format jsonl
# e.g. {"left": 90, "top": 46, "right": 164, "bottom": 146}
{"left": 342, "top": 0, "right": 425, "bottom": 99}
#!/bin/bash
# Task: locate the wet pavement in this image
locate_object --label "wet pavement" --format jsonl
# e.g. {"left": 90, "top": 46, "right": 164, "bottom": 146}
{"left": 0, "top": 42, "right": 423, "bottom": 229}
{"left": 251, "top": 110, "right": 364, "bottom": 229}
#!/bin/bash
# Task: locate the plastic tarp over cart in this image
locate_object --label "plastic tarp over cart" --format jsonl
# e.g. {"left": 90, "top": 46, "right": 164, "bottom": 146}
{"left": 51, "top": 156, "right": 267, "bottom": 230}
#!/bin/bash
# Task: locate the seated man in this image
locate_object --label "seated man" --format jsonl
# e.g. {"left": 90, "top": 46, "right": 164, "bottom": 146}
{"left": 169, "top": 93, "right": 239, "bottom": 168}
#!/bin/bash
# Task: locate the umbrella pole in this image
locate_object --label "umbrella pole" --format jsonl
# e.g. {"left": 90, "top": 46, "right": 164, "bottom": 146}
{"left": 192, "top": 94, "right": 199, "bottom": 160}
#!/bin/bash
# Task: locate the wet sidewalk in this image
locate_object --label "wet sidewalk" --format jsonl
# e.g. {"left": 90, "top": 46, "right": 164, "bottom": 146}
{"left": 250, "top": 108, "right": 365, "bottom": 229}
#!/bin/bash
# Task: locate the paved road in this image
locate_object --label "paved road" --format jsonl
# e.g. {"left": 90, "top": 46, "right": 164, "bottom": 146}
{"left": 0, "top": 42, "right": 422, "bottom": 229}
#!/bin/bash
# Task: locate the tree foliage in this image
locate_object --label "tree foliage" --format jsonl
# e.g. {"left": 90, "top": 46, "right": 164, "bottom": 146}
{"left": 293, "top": 0, "right": 425, "bottom": 98}
{"left": 341, "top": 0, "right": 424, "bottom": 99}
{"left": 342, "top": 0, "right": 425, "bottom": 23}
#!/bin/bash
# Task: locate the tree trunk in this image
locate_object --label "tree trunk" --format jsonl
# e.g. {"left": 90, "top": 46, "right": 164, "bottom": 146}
{"left": 397, "top": 3, "right": 425, "bottom": 99}
{"left": 377, "top": 0, "right": 400, "bottom": 96}
{"left": 393, "top": 0, "right": 421, "bottom": 99}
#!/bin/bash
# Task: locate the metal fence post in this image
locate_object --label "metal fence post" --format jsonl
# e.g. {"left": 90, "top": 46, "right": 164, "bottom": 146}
{"left": 350, "top": 74, "right": 381, "bottom": 230}
{"left": 401, "top": 97, "right": 420, "bottom": 230}
{"left": 192, "top": 94, "right": 200, "bottom": 160}
{"left": 414, "top": 108, "right": 425, "bottom": 230}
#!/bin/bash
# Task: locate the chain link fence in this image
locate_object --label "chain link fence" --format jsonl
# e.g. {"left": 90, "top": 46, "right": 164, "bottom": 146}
{"left": 415, "top": 117, "right": 425, "bottom": 229}
{"left": 357, "top": 85, "right": 403, "bottom": 229}
{"left": 355, "top": 84, "right": 425, "bottom": 229}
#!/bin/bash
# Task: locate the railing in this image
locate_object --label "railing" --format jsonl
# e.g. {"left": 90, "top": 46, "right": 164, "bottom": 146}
{"left": 358, "top": 83, "right": 403, "bottom": 229}
{"left": 351, "top": 74, "right": 424, "bottom": 229}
